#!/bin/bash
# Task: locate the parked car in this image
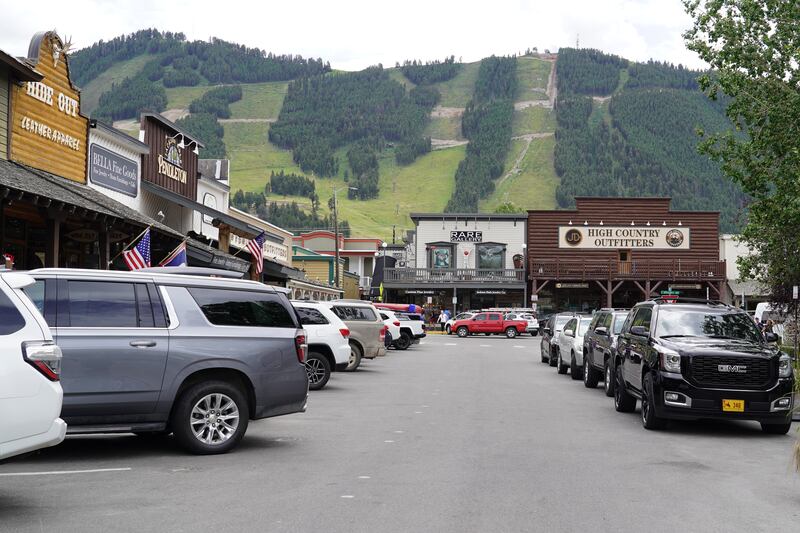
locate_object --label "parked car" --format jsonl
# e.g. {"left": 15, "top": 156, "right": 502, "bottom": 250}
{"left": 395, "top": 312, "right": 427, "bottom": 348}
{"left": 583, "top": 309, "right": 630, "bottom": 396}
{"left": 293, "top": 301, "right": 351, "bottom": 390}
{"left": 0, "top": 271, "right": 66, "bottom": 461}
{"left": 614, "top": 299, "right": 794, "bottom": 433}
{"left": 452, "top": 312, "right": 528, "bottom": 338}
{"left": 28, "top": 268, "right": 308, "bottom": 454}
{"left": 505, "top": 312, "right": 539, "bottom": 336}
{"left": 540, "top": 313, "right": 578, "bottom": 366}
{"left": 378, "top": 310, "right": 403, "bottom": 349}
{"left": 446, "top": 312, "right": 474, "bottom": 334}
{"left": 328, "top": 300, "right": 386, "bottom": 371}
{"left": 555, "top": 316, "right": 593, "bottom": 378}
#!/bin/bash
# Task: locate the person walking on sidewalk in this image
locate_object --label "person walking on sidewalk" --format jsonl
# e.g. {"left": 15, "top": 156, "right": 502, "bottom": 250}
{"left": 438, "top": 309, "right": 448, "bottom": 332}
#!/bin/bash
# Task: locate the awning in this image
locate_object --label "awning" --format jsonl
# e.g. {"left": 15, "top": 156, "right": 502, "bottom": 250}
{"left": 142, "top": 181, "right": 284, "bottom": 243}
{"left": 187, "top": 242, "right": 250, "bottom": 273}
{"left": 728, "top": 280, "right": 768, "bottom": 297}
{"left": 261, "top": 259, "right": 296, "bottom": 280}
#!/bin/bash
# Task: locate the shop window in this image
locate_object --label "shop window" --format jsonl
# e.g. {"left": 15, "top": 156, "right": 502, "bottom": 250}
{"left": 428, "top": 243, "right": 454, "bottom": 269}
{"left": 476, "top": 243, "right": 506, "bottom": 270}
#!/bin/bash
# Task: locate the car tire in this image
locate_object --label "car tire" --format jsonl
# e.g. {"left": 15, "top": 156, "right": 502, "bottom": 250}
{"left": 395, "top": 332, "right": 412, "bottom": 350}
{"left": 484, "top": 333, "right": 491, "bottom": 336}
{"left": 305, "top": 351, "right": 331, "bottom": 391}
{"left": 641, "top": 373, "right": 666, "bottom": 430}
{"left": 570, "top": 352, "right": 583, "bottom": 381}
{"left": 532, "top": 331, "right": 538, "bottom": 337}
{"left": 345, "top": 342, "right": 362, "bottom": 371}
{"left": 457, "top": 326, "right": 469, "bottom": 338}
{"left": 446, "top": 325, "right": 451, "bottom": 335}
{"left": 505, "top": 327, "right": 518, "bottom": 339}
{"left": 540, "top": 347, "right": 548, "bottom": 363}
{"left": 172, "top": 380, "right": 249, "bottom": 455}
{"left": 603, "top": 360, "right": 614, "bottom": 397}
{"left": 613, "top": 365, "right": 636, "bottom": 413}
{"left": 760, "top": 421, "right": 792, "bottom": 434}
{"left": 557, "top": 352, "right": 568, "bottom": 374}
{"left": 584, "top": 356, "right": 601, "bottom": 388}
{"left": 549, "top": 347, "right": 558, "bottom": 367}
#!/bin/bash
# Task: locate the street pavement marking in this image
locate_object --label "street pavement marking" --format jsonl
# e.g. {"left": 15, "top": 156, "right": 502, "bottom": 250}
{"left": 384, "top": 440, "right": 395, "bottom": 443}
{"left": 341, "top": 495, "right": 355, "bottom": 499}
{"left": 394, "top": 430, "right": 404, "bottom": 434}
{"left": 414, "top": 411, "right": 424, "bottom": 414}
{"left": 445, "top": 343, "right": 457, "bottom": 346}
{"left": 480, "top": 345, "right": 491, "bottom": 347}
{"left": 358, "top": 476, "right": 371, "bottom": 479}
{"left": 514, "top": 345, "right": 525, "bottom": 348}
{"left": 0, "top": 467, "right": 132, "bottom": 477}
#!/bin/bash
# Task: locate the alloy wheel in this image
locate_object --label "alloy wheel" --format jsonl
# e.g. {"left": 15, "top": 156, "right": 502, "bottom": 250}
{"left": 605, "top": 364, "right": 612, "bottom": 394}
{"left": 305, "top": 358, "right": 326, "bottom": 385}
{"left": 190, "top": 393, "right": 239, "bottom": 446}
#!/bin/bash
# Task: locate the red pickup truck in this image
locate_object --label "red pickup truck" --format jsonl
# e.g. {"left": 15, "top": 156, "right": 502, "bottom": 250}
{"left": 452, "top": 312, "right": 528, "bottom": 339}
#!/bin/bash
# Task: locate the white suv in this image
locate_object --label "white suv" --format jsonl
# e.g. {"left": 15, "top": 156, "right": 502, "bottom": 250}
{"left": 293, "top": 301, "right": 351, "bottom": 390}
{"left": 378, "top": 310, "right": 403, "bottom": 350}
{"left": 395, "top": 312, "right": 426, "bottom": 349}
{"left": 0, "top": 271, "right": 66, "bottom": 461}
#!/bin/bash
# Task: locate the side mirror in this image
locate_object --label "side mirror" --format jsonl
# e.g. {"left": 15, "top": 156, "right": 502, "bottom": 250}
{"left": 543, "top": 327, "right": 551, "bottom": 335}
{"left": 564, "top": 329, "right": 575, "bottom": 338}
{"left": 472, "top": 317, "right": 478, "bottom": 321}
{"left": 594, "top": 327, "right": 608, "bottom": 337}
{"left": 630, "top": 325, "right": 649, "bottom": 337}
{"left": 764, "top": 332, "right": 778, "bottom": 343}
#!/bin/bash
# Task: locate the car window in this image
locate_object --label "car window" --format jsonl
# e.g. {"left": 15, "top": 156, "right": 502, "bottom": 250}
{"left": 612, "top": 314, "right": 628, "bottom": 334}
{"left": 489, "top": 313, "right": 501, "bottom": 320}
{"left": 474, "top": 313, "right": 487, "bottom": 321}
{"left": 589, "top": 313, "right": 602, "bottom": 329}
{"left": 332, "top": 306, "right": 377, "bottom": 321}
{"left": 456, "top": 313, "right": 471, "bottom": 320}
{"left": 189, "top": 288, "right": 296, "bottom": 328}
{"left": 296, "top": 307, "right": 330, "bottom": 325}
{"left": 21, "top": 279, "right": 46, "bottom": 316}
{"left": 67, "top": 281, "right": 138, "bottom": 328}
{"left": 564, "top": 318, "right": 577, "bottom": 332}
{"left": 554, "top": 316, "right": 571, "bottom": 329}
{"left": 631, "top": 307, "right": 653, "bottom": 332}
{"left": 0, "top": 288, "right": 26, "bottom": 335}
{"left": 578, "top": 319, "right": 592, "bottom": 336}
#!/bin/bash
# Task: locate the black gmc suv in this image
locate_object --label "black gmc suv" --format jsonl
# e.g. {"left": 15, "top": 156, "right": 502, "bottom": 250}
{"left": 614, "top": 299, "right": 794, "bottom": 433}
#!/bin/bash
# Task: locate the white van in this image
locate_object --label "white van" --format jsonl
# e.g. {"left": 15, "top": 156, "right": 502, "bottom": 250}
{"left": 754, "top": 302, "right": 786, "bottom": 323}
{"left": 0, "top": 271, "right": 66, "bottom": 461}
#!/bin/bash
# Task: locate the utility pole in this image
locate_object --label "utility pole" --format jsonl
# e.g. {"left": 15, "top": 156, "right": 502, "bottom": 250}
{"left": 392, "top": 225, "right": 396, "bottom": 244}
{"left": 333, "top": 186, "right": 358, "bottom": 290}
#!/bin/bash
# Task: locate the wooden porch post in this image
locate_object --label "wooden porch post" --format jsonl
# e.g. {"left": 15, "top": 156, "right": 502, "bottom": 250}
{"left": 45, "top": 218, "right": 60, "bottom": 268}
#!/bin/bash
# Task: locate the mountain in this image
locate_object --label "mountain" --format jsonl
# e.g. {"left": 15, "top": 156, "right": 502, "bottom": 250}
{"left": 71, "top": 32, "right": 739, "bottom": 239}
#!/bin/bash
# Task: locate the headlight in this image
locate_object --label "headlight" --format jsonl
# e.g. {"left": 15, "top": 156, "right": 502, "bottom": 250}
{"left": 657, "top": 346, "right": 682, "bottom": 373}
{"left": 778, "top": 354, "right": 792, "bottom": 378}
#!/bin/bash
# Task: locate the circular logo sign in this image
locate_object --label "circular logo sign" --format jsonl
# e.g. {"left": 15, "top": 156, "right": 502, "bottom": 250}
{"left": 666, "top": 229, "right": 685, "bottom": 248}
{"left": 565, "top": 228, "right": 583, "bottom": 246}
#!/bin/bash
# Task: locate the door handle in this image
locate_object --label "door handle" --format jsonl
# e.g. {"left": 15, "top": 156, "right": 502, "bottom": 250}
{"left": 130, "top": 340, "right": 157, "bottom": 348}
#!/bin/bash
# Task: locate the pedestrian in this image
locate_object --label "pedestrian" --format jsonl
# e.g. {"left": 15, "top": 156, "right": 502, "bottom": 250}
{"left": 438, "top": 310, "right": 448, "bottom": 332}
{"left": 765, "top": 319, "right": 774, "bottom": 334}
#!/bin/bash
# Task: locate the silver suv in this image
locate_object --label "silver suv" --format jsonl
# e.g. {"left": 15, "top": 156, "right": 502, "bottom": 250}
{"left": 328, "top": 300, "right": 386, "bottom": 371}
{"left": 28, "top": 268, "right": 308, "bottom": 455}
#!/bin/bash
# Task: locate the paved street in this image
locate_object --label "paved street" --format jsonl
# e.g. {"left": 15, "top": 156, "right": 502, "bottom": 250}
{"left": 1, "top": 335, "right": 799, "bottom": 533}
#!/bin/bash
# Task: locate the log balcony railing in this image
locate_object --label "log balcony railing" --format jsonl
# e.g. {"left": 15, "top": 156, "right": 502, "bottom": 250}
{"left": 384, "top": 268, "right": 526, "bottom": 285}
{"left": 529, "top": 259, "right": 726, "bottom": 281}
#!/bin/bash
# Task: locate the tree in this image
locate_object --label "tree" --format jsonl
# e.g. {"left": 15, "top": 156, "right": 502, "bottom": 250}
{"left": 494, "top": 202, "right": 523, "bottom": 214}
{"left": 684, "top": 1, "right": 800, "bottom": 312}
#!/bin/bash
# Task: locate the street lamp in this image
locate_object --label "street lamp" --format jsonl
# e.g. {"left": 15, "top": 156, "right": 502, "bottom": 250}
{"left": 332, "top": 186, "right": 357, "bottom": 289}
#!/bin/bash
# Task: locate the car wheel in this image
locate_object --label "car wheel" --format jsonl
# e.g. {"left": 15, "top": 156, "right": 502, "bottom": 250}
{"left": 172, "top": 380, "right": 249, "bottom": 455}
{"left": 395, "top": 332, "right": 412, "bottom": 350}
{"left": 549, "top": 347, "right": 558, "bottom": 367}
{"left": 540, "top": 346, "right": 548, "bottom": 363}
{"left": 641, "top": 373, "right": 666, "bottom": 430}
{"left": 505, "top": 327, "right": 518, "bottom": 339}
{"left": 345, "top": 343, "right": 362, "bottom": 371}
{"left": 446, "top": 325, "right": 451, "bottom": 335}
{"left": 603, "top": 360, "right": 614, "bottom": 397}
{"left": 484, "top": 332, "right": 491, "bottom": 336}
{"left": 457, "top": 326, "right": 469, "bottom": 338}
{"left": 557, "top": 351, "right": 568, "bottom": 374}
{"left": 613, "top": 365, "right": 636, "bottom": 413}
{"left": 760, "top": 421, "right": 792, "bottom": 434}
{"left": 584, "top": 355, "right": 600, "bottom": 388}
{"left": 570, "top": 352, "right": 583, "bottom": 381}
{"left": 305, "top": 351, "right": 331, "bottom": 391}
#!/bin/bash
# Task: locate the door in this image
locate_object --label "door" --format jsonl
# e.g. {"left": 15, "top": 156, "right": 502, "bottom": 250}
{"left": 471, "top": 313, "right": 488, "bottom": 333}
{"left": 624, "top": 306, "right": 652, "bottom": 393}
{"left": 618, "top": 250, "right": 632, "bottom": 275}
{"left": 487, "top": 313, "right": 503, "bottom": 333}
{"left": 54, "top": 279, "right": 169, "bottom": 419}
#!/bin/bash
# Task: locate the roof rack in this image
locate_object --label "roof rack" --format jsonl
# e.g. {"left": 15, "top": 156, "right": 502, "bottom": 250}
{"left": 650, "top": 296, "right": 732, "bottom": 308}
{"left": 599, "top": 308, "right": 630, "bottom": 312}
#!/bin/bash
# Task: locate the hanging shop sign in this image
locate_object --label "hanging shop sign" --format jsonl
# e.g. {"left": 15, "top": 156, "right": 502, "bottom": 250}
{"left": 450, "top": 231, "right": 483, "bottom": 243}
{"left": 157, "top": 137, "right": 188, "bottom": 184}
{"left": 669, "top": 284, "right": 701, "bottom": 290}
{"left": 65, "top": 229, "right": 98, "bottom": 243}
{"left": 556, "top": 282, "right": 589, "bottom": 289}
{"left": 404, "top": 289, "right": 436, "bottom": 295}
{"left": 10, "top": 32, "right": 88, "bottom": 183}
{"left": 88, "top": 144, "right": 139, "bottom": 197}
{"left": 231, "top": 233, "right": 289, "bottom": 263}
{"left": 476, "top": 289, "right": 507, "bottom": 295}
{"left": 559, "top": 226, "right": 690, "bottom": 250}
{"left": 141, "top": 114, "right": 199, "bottom": 200}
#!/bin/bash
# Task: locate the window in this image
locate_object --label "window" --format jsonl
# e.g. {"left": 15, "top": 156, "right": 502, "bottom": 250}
{"left": 22, "top": 279, "right": 46, "bottom": 316}
{"left": 68, "top": 281, "right": 138, "bottom": 328}
{"left": 135, "top": 284, "right": 155, "bottom": 328}
{"left": 476, "top": 243, "right": 505, "bottom": 269}
{"left": 488, "top": 313, "right": 501, "bottom": 321}
{"left": 189, "top": 288, "right": 296, "bottom": 328}
{"left": 612, "top": 314, "right": 628, "bottom": 334}
{"left": 331, "top": 305, "right": 377, "bottom": 321}
{"left": 564, "top": 318, "right": 577, "bottom": 333}
{"left": 631, "top": 307, "right": 653, "bottom": 332}
{"left": 473, "top": 313, "right": 487, "bottom": 321}
{"left": 296, "top": 307, "right": 330, "bottom": 325}
{"left": 428, "top": 244, "right": 454, "bottom": 269}
{"left": 0, "top": 289, "right": 26, "bottom": 335}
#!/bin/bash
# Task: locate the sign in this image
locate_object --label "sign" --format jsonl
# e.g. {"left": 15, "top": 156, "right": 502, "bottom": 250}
{"left": 530, "top": 294, "right": 538, "bottom": 302}
{"left": 426, "top": 296, "right": 433, "bottom": 304}
{"left": 556, "top": 282, "right": 589, "bottom": 289}
{"left": 231, "top": 233, "right": 289, "bottom": 263}
{"left": 450, "top": 231, "right": 482, "bottom": 243}
{"left": 452, "top": 296, "right": 458, "bottom": 304}
{"left": 141, "top": 114, "right": 198, "bottom": 200}
{"left": 88, "top": 144, "right": 139, "bottom": 197}
{"left": 65, "top": 229, "right": 99, "bottom": 243}
{"left": 661, "top": 289, "right": 680, "bottom": 303}
{"left": 794, "top": 286, "right": 799, "bottom": 300}
{"left": 404, "top": 289, "right": 435, "bottom": 295}
{"left": 157, "top": 137, "right": 188, "bottom": 184}
{"left": 10, "top": 32, "right": 87, "bottom": 183}
{"left": 559, "top": 226, "right": 690, "bottom": 250}
{"left": 669, "top": 284, "right": 701, "bottom": 290}
{"left": 476, "top": 289, "right": 507, "bottom": 295}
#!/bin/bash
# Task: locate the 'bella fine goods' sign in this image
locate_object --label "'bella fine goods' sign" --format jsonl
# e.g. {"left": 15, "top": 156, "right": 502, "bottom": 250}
{"left": 89, "top": 144, "right": 138, "bottom": 197}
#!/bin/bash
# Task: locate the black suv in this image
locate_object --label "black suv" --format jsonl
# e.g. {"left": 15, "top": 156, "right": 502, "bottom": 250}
{"left": 583, "top": 309, "right": 630, "bottom": 396}
{"left": 614, "top": 299, "right": 794, "bottom": 433}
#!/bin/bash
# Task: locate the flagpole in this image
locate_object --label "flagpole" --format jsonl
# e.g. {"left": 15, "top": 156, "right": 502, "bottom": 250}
{"left": 157, "top": 237, "right": 188, "bottom": 266}
{"left": 108, "top": 225, "right": 151, "bottom": 267}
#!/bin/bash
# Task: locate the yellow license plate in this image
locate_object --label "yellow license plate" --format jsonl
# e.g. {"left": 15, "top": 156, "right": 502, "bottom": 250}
{"left": 722, "top": 399, "right": 745, "bottom": 412}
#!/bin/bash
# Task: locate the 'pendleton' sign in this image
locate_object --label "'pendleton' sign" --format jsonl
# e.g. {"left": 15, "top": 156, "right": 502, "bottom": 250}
{"left": 89, "top": 144, "right": 138, "bottom": 197}
{"left": 450, "top": 231, "right": 483, "bottom": 242}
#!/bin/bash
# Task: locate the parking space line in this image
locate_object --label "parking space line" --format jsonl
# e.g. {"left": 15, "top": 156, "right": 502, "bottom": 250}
{"left": 514, "top": 345, "right": 525, "bottom": 348}
{"left": 445, "top": 343, "right": 457, "bottom": 346}
{"left": 0, "top": 467, "right": 132, "bottom": 477}
{"left": 480, "top": 345, "right": 491, "bottom": 347}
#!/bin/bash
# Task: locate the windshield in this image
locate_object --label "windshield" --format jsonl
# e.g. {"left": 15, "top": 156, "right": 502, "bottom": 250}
{"left": 577, "top": 318, "right": 592, "bottom": 336}
{"left": 657, "top": 308, "right": 763, "bottom": 343}
{"left": 554, "top": 316, "right": 571, "bottom": 330}
{"left": 612, "top": 314, "right": 628, "bottom": 334}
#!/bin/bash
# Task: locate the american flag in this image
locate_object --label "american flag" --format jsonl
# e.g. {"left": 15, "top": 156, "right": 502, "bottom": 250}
{"left": 123, "top": 229, "right": 151, "bottom": 270}
{"left": 247, "top": 231, "right": 266, "bottom": 274}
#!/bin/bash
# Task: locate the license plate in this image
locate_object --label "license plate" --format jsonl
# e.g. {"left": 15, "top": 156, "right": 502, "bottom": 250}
{"left": 722, "top": 399, "right": 744, "bottom": 412}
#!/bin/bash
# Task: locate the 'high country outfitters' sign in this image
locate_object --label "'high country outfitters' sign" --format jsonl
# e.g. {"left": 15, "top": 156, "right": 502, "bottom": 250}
{"left": 558, "top": 226, "right": 690, "bottom": 250}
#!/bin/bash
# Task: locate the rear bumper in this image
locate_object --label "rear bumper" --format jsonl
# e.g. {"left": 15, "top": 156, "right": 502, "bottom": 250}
{"left": 253, "top": 364, "right": 309, "bottom": 419}
{"left": 652, "top": 372, "right": 794, "bottom": 423}
{"left": 0, "top": 418, "right": 66, "bottom": 461}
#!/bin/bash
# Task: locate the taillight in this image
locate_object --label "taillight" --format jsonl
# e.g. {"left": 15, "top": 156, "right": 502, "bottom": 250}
{"left": 339, "top": 328, "right": 350, "bottom": 338}
{"left": 294, "top": 331, "right": 307, "bottom": 363}
{"left": 380, "top": 326, "right": 387, "bottom": 340}
{"left": 23, "top": 341, "right": 62, "bottom": 382}
{"left": 393, "top": 321, "right": 400, "bottom": 327}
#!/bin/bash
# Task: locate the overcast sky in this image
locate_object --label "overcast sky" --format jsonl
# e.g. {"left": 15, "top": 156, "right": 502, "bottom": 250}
{"left": 0, "top": 0, "right": 704, "bottom": 70}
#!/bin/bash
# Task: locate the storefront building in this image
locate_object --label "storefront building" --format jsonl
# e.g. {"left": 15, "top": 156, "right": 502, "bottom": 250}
{"left": 293, "top": 230, "right": 383, "bottom": 294}
{"left": 383, "top": 213, "right": 527, "bottom": 312}
{"left": 528, "top": 197, "right": 727, "bottom": 314}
